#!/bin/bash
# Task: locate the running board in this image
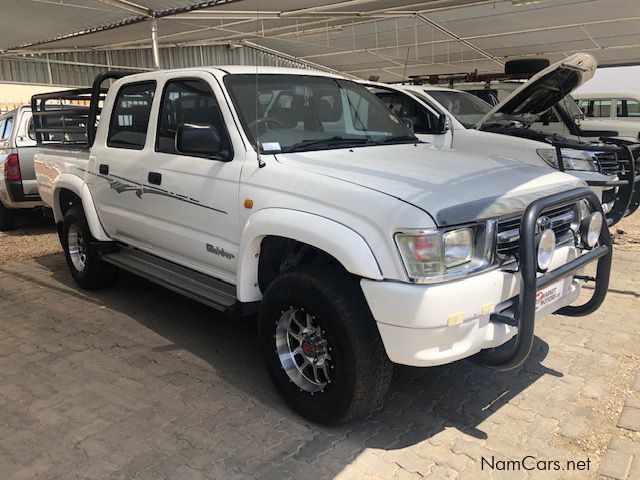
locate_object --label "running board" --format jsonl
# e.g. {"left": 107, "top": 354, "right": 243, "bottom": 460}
{"left": 100, "top": 245, "right": 238, "bottom": 312}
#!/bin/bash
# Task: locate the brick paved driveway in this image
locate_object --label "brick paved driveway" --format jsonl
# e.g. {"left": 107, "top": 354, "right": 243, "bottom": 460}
{"left": 0, "top": 251, "right": 639, "bottom": 479}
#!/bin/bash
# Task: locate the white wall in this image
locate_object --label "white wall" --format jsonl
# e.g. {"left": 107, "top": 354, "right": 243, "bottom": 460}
{"left": 574, "top": 66, "right": 640, "bottom": 96}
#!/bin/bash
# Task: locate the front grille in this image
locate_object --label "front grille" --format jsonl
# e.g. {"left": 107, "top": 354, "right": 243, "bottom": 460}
{"left": 496, "top": 203, "right": 578, "bottom": 260}
{"left": 594, "top": 152, "right": 619, "bottom": 176}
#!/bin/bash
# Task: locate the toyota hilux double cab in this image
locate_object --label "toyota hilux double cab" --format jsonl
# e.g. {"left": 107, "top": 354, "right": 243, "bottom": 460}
{"left": 370, "top": 53, "right": 640, "bottom": 226}
{"left": 0, "top": 105, "right": 46, "bottom": 230}
{"left": 33, "top": 68, "right": 612, "bottom": 424}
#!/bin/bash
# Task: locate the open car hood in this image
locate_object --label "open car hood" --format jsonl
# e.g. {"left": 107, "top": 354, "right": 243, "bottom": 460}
{"left": 477, "top": 52, "right": 597, "bottom": 129}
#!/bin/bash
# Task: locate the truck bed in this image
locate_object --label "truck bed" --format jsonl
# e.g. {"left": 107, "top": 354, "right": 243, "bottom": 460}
{"left": 34, "top": 147, "right": 92, "bottom": 210}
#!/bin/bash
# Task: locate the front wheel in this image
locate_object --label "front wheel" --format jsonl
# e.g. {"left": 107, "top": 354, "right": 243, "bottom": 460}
{"left": 259, "top": 264, "right": 393, "bottom": 425}
{"left": 62, "top": 205, "right": 118, "bottom": 290}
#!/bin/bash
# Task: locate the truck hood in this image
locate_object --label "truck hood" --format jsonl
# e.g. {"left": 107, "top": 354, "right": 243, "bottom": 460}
{"left": 477, "top": 52, "right": 597, "bottom": 129}
{"left": 274, "top": 144, "right": 583, "bottom": 226}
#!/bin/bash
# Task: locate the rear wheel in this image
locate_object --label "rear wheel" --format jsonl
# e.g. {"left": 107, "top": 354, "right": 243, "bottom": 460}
{"left": 62, "top": 205, "right": 118, "bottom": 289}
{"left": 259, "top": 264, "right": 393, "bottom": 424}
{"left": 0, "top": 201, "right": 16, "bottom": 231}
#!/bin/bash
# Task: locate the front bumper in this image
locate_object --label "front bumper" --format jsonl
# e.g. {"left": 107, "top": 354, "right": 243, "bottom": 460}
{"left": 364, "top": 187, "right": 612, "bottom": 369}
{"left": 362, "top": 245, "right": 582, "bottom": 367}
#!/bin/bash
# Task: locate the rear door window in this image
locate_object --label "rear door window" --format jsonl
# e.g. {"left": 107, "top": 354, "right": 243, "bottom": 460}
{"left": 107, "top": 81, "right": 156, "bottom": 150}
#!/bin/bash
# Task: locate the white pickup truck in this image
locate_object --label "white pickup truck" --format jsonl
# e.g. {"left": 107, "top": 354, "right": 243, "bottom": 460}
{"left": 33, "top": 67, "right": 612, "bottom": 424}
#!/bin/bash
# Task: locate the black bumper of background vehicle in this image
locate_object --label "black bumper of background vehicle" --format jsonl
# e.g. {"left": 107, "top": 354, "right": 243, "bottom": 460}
{"left": 475, "top": 187, "right": 612, "bottom": 370}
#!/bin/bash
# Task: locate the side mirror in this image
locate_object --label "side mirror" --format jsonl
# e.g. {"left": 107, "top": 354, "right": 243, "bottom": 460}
{"left": 401, "top": 117, "right": 415, "bottom": 135}
{"left": 176, "top": 123, "right": 225, "bottom": 160}
{"left": 437, "top": 113, "right": 451, "bottom": 133}
{"left": 540, "top": 111, "right": 552, "bottom": 126}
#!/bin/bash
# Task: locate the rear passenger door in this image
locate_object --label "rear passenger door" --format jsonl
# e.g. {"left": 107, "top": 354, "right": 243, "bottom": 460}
{"left": 140, "top": 73, "right": 242, "bottom": 282}
{"left": 89, "top": 81, "right": 156, "bottom": 245}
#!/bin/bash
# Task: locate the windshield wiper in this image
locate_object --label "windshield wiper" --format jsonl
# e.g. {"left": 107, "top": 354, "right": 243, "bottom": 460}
{"left": 282, "top": 136, "right": 374, "bottom": 152}
{"left": 378, "top": 135, "right": 419, "bottom": 144}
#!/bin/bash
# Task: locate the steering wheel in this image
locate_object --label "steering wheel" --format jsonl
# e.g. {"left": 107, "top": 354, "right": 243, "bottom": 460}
{"left": 249, "top": 117, "right": 287, "bottom": 134}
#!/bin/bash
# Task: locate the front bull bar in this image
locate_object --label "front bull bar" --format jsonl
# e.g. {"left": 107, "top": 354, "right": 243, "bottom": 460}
{"left": 476, "top": 187, "right": 613, "bottom": 371}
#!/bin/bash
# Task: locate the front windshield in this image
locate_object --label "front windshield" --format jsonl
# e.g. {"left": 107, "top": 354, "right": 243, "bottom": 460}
{"left": 224, "top": 74, "right": 414, "bottom": 153}
{"left": 426, "top": 90, "right": 492, "bottom": 128}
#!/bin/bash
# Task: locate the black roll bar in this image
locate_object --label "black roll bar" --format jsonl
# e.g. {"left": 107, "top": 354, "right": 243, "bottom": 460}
{"left": 476, "top": 187, "right": 612, "bottom": 370}
{"left": 31, "top": 70, "right": 137, "bottom": 148}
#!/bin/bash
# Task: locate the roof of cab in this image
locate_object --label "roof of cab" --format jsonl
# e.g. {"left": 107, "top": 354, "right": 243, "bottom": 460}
{"left": 121, "top": 65, "right": 345, "bottom": 81}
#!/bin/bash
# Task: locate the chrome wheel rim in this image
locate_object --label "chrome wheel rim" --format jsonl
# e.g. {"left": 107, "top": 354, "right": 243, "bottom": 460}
{"left": 67, "top": 224, "right": 87, "bottom": 272}
{"left": 275, "top": 308, "right": 332, "bottom": 393}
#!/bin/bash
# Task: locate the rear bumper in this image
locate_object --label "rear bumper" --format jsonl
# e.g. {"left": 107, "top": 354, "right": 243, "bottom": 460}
{"left": 0, "top": 177, "right": 43, "bottom": 209}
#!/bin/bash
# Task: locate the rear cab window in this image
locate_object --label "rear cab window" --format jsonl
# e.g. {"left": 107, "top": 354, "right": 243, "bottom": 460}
{"left": 107, "top": 81, "right": 156, "bottom": 150}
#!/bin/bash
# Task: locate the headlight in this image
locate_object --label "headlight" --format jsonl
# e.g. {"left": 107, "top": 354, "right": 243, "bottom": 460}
{"left": 443, "top": 228, "right": 473, "bottom": 268}
{"left": 537, "top": 228, "right": 556, "bottom": 271}
{"left": 537, "top": 148, "right": 597, "bottom": 172}
{"left": 581, "top": 211, "right": 603, "bottom": 248}
{"left": 395, "top": 227, "right": 474, "bottom": 280}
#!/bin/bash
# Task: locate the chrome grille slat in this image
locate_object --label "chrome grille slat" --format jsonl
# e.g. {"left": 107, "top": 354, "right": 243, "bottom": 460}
{"left": 496, "top": 204, "right": 578, "bottom": 259}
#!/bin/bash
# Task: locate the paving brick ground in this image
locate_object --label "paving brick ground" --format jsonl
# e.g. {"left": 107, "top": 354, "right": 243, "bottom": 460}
{"left": 0, "top": 248, "right": 639, "bottom": 479}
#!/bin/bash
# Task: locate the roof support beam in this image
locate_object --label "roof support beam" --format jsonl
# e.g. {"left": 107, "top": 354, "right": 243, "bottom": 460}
{"left": 96, "top": 0, "right": 153, "bottom": 18}
{"left": 415, "top": 13, "right": 504, "bottom": 67}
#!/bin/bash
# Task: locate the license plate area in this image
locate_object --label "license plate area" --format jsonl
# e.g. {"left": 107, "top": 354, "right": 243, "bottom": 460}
{"left": 535, "top": 278, "right": 569, "bottom": 312}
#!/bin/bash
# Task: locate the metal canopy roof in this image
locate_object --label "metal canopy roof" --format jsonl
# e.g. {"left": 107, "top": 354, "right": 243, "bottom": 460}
{"left": 1, "top": 0, "right": 639, "bottom": 82}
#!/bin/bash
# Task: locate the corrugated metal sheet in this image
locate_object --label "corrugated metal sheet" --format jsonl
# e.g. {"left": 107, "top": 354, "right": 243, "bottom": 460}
{"left": 0, "top": 44, "right": 315, "bottom": 86}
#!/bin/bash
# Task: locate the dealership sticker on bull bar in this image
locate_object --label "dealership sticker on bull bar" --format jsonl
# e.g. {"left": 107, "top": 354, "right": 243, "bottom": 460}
{"left": 261, "top": 142, "right": 281, "bottom": 153}
{"left": 535, "top": 279, "right": 567, "bottom": 311}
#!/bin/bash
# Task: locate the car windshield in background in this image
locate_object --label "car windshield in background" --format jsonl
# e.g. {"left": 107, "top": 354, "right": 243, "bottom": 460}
{"left": 224, "top": 74, "right": 414, "bottom": 153}
{"left": 557, "top": 94, "right": 585, "bottom": 124}
{"left": 427, "top": 90, "right": 492, "bottom": 128}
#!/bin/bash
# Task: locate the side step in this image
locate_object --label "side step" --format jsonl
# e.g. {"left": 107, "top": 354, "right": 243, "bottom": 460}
{"left": 100, "top": 245, "right": 238, "bottom": 312}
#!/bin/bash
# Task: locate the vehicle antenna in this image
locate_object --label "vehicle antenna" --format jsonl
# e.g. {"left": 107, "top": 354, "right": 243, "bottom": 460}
{"left": 402, "top": 48, "right": 410, "bottom": 85}
{"left": 256, "top": 0, "right": 266, "bottom": 168}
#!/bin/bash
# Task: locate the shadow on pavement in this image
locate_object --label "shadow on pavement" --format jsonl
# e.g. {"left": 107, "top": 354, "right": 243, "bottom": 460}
{"left": 32, "top": 253, "right": 561, "bottom": 477}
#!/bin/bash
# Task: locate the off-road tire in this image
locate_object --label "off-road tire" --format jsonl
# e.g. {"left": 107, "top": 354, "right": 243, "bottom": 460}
{"left": 259, "top": 263, "right": 393, "bottom": 425}
{"left": 62, "top": 205, "right": 118, "bottom": 289}
{"left": 0, "top": 201, "right": 16, "bottom": 231}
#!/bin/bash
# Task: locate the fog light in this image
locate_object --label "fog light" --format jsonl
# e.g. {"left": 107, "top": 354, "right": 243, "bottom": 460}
{"left": 537, "top": 228, "right": 556, "bottom": 271}
{"left": 582, "top": 211, "right": 603, "bottom": 248}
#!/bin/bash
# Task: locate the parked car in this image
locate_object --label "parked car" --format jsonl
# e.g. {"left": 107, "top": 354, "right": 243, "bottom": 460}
{"left": 33, "top": 68, "right": 612, "bottom": 424}
{"left": 0, "top": 105, "right": 46, "bottom": 230}
{"left": 575, "top": 92, "right": 640, "bottom": 130}
{"left": 367, "top": 69, "right": 638, "bottom": 225}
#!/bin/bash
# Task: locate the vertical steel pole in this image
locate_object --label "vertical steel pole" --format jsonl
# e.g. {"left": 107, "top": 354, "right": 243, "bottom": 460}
{"left": 151, "top": 19, "right": 161, "bottom": 69}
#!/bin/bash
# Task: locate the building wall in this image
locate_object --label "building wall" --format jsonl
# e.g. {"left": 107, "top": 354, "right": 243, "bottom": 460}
{"left": 0, "top": 44, "right": 318, "bottom": 87}
{"left": 0, "top": 83, "right": 68, "bottom": 113}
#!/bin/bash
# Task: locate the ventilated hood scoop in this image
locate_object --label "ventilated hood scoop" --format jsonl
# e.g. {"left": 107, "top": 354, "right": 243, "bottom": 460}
{"left": 477, "top": 52, "right": 597, "bottom": 128}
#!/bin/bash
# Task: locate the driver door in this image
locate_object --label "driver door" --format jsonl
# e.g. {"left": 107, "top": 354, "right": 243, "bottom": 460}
{"left": 139, "top": 73, "right": 242, "bottom": 281}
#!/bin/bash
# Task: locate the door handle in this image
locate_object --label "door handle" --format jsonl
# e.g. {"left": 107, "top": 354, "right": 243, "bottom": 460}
{"left": 148, "top": 172, "right": 162, "bottom": 185}
{"left": 99, "top": 164, "right": 109, "bottom": 175}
